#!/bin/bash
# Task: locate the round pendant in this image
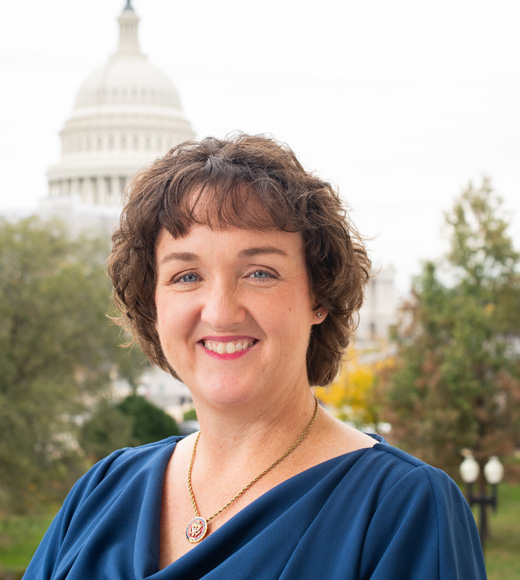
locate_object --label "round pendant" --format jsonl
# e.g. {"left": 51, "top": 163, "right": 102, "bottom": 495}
{"left": 186, "top": 516, "right": 208, "bottom": 543}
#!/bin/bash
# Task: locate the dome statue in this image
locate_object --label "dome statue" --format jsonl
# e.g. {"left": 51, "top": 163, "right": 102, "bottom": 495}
{"left": 46, "top": 1, "right": 195, "bottom": 209}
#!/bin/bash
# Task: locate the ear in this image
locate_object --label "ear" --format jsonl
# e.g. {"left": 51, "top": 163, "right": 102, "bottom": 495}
{"left": 312, "top": 306, "right": 327, "bottom": 325}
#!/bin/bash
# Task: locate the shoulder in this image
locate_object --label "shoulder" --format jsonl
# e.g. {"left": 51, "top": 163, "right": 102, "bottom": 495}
{"left": 360, "top": 439, "right": 463, "bottom": 504}
{"left": 23, "top": 437, "right": 185, "bottom": 578}
{"left": 60, "top": 436, "right": 183, "bottom": 516}
{"left": 354, "top": 441, "right": 486, "bottom": 579}
{"left": 97, "top": 435, "right": 184, "bottom": 471}
{"left": 82, "top": 436, "right": 182, "bottom": 477}
{"left": 338, "top": 438, "right": 477, "bottom": 540}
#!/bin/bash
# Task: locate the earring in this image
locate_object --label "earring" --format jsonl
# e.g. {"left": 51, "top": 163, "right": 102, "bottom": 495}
{"left": 316, "top": 312, "right": 323, "bottom": 319}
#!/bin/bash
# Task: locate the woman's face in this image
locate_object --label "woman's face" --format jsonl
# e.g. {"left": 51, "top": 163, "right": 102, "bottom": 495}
{"left": 154, "top": 225, "right": 325, "bottom": 410}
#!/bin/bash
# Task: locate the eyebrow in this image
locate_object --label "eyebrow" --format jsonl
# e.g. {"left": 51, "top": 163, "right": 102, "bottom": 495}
{"left": 160, "top": 252, "right": 198, "bottom": 264}
{"left": 159, "top": 246, "right": 288, "bottom": 265}
{"left": 238, "top": 246, "right": 288, "bottom": 258}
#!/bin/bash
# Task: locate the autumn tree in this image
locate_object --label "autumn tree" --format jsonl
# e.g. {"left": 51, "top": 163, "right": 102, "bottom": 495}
{"left": 0, "top": 217, "right": 145, "bottom": 513}
{"left": 316, "top": 347, "right": 393, "bottom": 430}
{"left": 386, "top": 178, "right": 520, "bottom": 476}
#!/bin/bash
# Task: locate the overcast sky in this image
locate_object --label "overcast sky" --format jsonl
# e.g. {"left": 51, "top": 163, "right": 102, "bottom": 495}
{"left": 1, "top": 0, "right": 519, "bottom": 291}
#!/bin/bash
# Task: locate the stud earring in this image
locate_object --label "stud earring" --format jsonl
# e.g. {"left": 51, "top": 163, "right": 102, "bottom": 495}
{"left": 316, "top": 312, "right": 323, "bottom": 319}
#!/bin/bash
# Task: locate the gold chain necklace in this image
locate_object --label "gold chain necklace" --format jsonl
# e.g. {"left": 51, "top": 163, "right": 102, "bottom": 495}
{"left": 185, "top": 397, "right": 319, "bottom": 543}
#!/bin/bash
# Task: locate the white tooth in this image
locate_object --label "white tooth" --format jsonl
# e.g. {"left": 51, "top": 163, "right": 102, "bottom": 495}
{"left": 226, "top": 343, "right": 236, "bottom": 354}
{"left": 217, "top": 343, "right": 226, "bottom": 354}
{"left": 235, "top": 343, "right": 243, "bottom": 352}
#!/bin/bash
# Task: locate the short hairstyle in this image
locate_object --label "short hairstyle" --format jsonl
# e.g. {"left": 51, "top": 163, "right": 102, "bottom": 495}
{"left": 108, "top": 134, "right": 371, "bottom": 386}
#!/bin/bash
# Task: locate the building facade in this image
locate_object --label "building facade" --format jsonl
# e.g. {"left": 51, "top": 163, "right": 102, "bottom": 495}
{"left": 43, "top": 0, "right": 194, "bottom": 226}
{"left": 357, "top": 265, "right": 398, "bottom": 346}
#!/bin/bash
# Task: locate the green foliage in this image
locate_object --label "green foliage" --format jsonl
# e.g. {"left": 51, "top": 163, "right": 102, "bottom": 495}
{"left": 0, "top": 217, "right": 145, "bottom": 514}
{"left": 116, "top": 395, "right": 180, "bottom": 445}
{"left": 183, "top": 407, "right": 198, "bottom": 421}
{"left": 387, "top": 180, "right": 520, "bottom": 474}
{"left": 79, "top": 395, "right": 179, "bottom": 461}
{"left": 79, "top": 400, "right": 134, "bottom": 463}
{"left": 485, "top": 484, "right": 520, "bottom": 579}
{"left": 446, "top": 178, "right": 518, "bottom": 288}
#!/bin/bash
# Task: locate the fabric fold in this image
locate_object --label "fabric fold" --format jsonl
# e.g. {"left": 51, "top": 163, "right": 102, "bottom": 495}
{"left": 24, "top": 436, "right": 486, "bottom": 580}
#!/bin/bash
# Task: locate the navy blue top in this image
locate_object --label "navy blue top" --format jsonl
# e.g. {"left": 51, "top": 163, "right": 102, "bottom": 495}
{"left": 24, "top": 436, "right": 486, "bottom": 579}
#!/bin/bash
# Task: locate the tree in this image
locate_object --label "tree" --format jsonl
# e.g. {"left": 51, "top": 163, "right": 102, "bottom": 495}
{"left": 183, "top": 407, "right": 198, "bottom": 422}
{"left": 116, "top": 395, "right": 180, "bottom": 444}
{"left": 386, "top": 179, "right": 520, "bottom": 477}
{"left": 79, "top": 400, "right": 134, "bottom": 463}
{"left": 0, "top": 217, "right": 145, "bottom": 513}
{"left": 79, "top": 395, "right": 179, "bottom": 464}
{"left": 315, "top": 347, "right": 393, "bottom": 430}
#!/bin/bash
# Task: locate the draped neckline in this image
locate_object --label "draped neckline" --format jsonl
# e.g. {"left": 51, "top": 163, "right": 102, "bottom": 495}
{"left": 145, "top": 434, "right": 384, "bottom": 578}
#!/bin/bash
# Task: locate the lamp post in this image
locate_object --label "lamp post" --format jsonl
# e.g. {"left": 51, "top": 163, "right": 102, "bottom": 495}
{"left": 460, "top": 454, "right": 504, "bottom": 553}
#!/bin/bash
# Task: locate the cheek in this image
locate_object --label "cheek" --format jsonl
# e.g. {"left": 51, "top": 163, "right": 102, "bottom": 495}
{"left": 265, "top": 298, "right": 315, "bottom": 345}
{"left": 154, "top": 296, "right": 167, "bottom": 334}
{"left": 154, "top": 293, "right": 180, "bottom": 343}
{"left": 155, "top": 293, "right": 200, "bottom": 343}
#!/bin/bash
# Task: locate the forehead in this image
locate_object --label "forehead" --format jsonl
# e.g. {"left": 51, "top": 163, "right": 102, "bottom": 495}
{"left": 155, "top": 226, "right": 305, "bottom": 265}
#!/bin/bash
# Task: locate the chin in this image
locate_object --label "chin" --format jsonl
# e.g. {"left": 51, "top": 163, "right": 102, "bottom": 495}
{"left": 195, "top": 375, "right": 264, "bottom": 410}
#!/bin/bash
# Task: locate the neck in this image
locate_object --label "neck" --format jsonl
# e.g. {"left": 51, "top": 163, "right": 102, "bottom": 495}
{"left": 191, "top": 387, "right": 317, "bottom": 466}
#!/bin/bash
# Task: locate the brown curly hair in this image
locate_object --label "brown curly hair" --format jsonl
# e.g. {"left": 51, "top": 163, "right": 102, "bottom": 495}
{"left": 108, "top": 134, "right": 371, "bottom": 386}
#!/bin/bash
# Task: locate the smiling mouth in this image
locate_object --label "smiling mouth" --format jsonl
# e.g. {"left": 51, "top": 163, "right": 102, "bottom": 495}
{"left": 202, "top": 339, "right": 257, "bottom": 354}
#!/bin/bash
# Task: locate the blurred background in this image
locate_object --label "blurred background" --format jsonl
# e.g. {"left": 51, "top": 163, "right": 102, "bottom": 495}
{"left": 1, "top": 0, "right": 519, "bottom": 289}
{"left": 1, "top": 1, "right": 519, "bottom": 578}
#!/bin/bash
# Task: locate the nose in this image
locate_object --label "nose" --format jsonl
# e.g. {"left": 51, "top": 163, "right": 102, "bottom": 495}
{"left": 200, "top": 279, "right": 246, "bottom": 330}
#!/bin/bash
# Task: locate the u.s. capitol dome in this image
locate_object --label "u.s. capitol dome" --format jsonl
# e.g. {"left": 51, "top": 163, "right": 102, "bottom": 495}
{"left": 46, "top": 0, "right": 194, "bottom": 211}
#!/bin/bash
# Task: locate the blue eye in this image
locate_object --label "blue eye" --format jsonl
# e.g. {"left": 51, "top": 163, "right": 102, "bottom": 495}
{"left": 250, "top": 270, "right": 273, "bottom": 280}
{"left": 175, "top": 273, "right": 199, "bottom": 284}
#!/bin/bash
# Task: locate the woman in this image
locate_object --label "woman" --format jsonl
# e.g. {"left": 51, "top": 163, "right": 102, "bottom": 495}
{"left": 25, "top": 134, "right": 486, "bottom": 579}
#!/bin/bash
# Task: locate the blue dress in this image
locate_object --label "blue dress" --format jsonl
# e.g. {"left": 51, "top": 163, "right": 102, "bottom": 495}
{"left": 23, "top": 436, "right": 487, "bottom": 579}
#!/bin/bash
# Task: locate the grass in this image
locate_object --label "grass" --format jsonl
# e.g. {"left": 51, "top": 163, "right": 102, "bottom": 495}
{"left": 0, "top": 509, "right": 57, "bottom": 580}
{"left": 0, "top": 487, "right": 519, "bottom": 578}
{"left": 483, "top": 484, "right": 520, "bottom": 580}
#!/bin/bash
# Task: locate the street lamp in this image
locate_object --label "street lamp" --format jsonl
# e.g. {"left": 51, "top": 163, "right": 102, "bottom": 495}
{"left": 460, "top": 454, "right": 504, "bottom": 552}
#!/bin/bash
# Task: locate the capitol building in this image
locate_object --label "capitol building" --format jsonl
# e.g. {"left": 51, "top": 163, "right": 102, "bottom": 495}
{"left": 40, "top": 0, "right": 195, "bottom": 234}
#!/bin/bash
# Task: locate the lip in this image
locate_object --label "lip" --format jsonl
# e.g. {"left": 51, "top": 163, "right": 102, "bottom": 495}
{"left": 201, "top": 336, "right": 255, "bottom": 342}
{"left": 198, "top": 336, "right": 258, "bottom": 360}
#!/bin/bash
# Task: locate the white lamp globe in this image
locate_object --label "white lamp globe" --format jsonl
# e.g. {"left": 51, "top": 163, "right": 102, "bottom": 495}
{"left": 484, "top": 456, "right": 504, "bottom": 485}
{"left": 460, "top": 456, "right": 480, "bottom": 484}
